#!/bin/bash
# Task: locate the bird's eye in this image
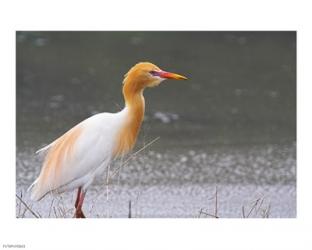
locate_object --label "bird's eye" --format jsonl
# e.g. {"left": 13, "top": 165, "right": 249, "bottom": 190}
{"left": 149, "top": 70, "right": 158, "bottom": 76}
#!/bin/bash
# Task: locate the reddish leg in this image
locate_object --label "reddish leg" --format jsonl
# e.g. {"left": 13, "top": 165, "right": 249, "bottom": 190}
{"left": 74, "top": 187, "right": 86, "bottom": 218}
{"left": 75, "top": 187, "right": 82, "bottom": 209}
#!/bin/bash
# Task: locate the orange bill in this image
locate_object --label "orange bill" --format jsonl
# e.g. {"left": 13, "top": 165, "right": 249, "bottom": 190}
{"left": 156, "top": 70, "right": 188, "bottom": 80}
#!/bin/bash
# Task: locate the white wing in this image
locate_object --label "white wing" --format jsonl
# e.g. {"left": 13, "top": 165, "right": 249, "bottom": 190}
{"left": 29, "top": 110, "right": 127, "bottom": 200}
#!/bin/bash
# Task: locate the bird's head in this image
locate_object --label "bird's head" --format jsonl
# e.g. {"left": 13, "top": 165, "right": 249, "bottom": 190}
{"left": 123, "top": 62, "right": 187, "bottom": 90}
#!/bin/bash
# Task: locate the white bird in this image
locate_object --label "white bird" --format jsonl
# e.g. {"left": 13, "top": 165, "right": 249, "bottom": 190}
{"left": 28, "top": 62, "right": 187, "bottom": 218}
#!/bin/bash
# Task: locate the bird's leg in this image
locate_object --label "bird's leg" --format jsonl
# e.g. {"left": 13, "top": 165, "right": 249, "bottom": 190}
{"left": 75, "top": 187, "right": 82, "bottom": 209}
{"left": 74, "top": 187, "right": 86, "bottom": 218}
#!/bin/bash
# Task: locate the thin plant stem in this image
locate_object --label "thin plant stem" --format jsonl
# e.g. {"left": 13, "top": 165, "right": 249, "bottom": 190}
{"left": 15, "top": 194, "right": 40, "bottom": 218}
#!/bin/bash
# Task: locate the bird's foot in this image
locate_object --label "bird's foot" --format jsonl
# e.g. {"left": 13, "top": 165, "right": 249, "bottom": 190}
{"left": 74, "top": 209, "right": 86, "bottom": 218}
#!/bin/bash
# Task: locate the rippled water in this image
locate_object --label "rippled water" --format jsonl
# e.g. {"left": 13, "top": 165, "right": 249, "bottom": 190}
{"left": 16, "top": 143, "right": 296, "bottom": 218}
{"left": 16, "top": 31, "right": 296, "bottom": 218}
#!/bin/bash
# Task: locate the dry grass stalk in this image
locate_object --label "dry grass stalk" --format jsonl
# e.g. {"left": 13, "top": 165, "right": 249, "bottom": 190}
{"left": 198, "top": 186, "right": 219, "bottom": 218}
{"left": 48, "top": 197, "right": 55, "bottom": 218}
{"left": 16, "top": 193, "right": 40, "bottom": 218}
{"left": 128, "top": 200, "right": 132, "bottom": 218}
{"left": 242, "top": 196, "right": 271, "bottom": 218}
{"left": 214, "top": 186, "right": 218, "bottom": 218}
{"left": 109, "top": 137, "right": 160, "bottom": 181}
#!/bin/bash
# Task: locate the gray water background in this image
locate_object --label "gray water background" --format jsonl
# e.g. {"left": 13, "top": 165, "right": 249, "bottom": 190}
{"left": 16, "top": 31, "right": 296, "bottom": 218}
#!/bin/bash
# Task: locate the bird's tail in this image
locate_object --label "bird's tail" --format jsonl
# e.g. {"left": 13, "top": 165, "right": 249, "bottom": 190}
{"left": 27, "top": 178, "right": 42, "bottom": 201}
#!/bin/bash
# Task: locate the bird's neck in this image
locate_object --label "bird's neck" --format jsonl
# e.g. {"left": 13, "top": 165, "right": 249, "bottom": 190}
{"left": 113, "top": 80, "right": 145, "bottom": 157}
{"left": 122, "top": 80, "right": 145, "bottom": 121}
{"left": 124, "top": 90, "right": 145, "bottom": 130}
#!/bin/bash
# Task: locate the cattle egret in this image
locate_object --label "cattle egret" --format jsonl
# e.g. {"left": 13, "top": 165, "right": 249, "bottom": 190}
{"left": 28, "top": 62, "right": 187, "bottom": 218}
